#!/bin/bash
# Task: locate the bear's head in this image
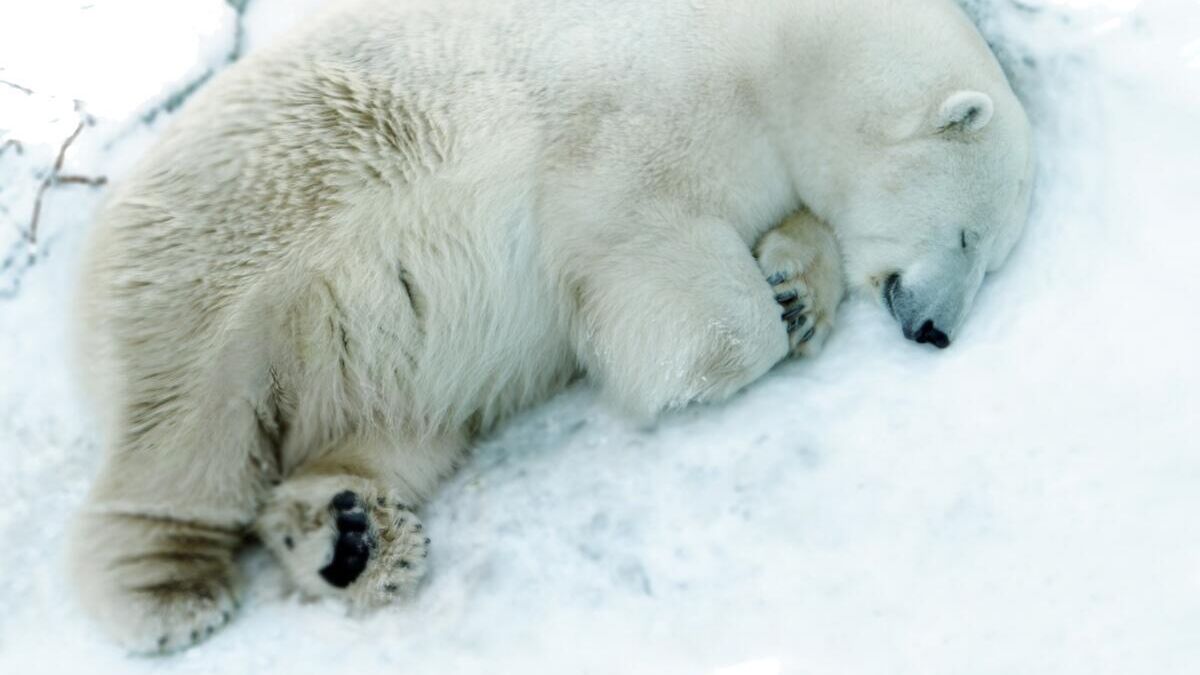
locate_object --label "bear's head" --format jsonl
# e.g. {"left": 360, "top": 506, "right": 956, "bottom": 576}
{"left": 770, "top": 0, "right": 1038, "bottom": 348}
{"left": 824, "top": 87, "right": 1035, "bottom": 349}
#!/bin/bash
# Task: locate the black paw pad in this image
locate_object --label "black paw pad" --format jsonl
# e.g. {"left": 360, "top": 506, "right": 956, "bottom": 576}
{"left": 319, "top": 491, "right": 375, "bottom": 588}
{"left": 320, "top": 530, "right": 372, "bottom": 588}
{"left": 336, "top": 510, "right": 369, "bottom": 533}
{"left": 331, "top": 490, "right": 358, "bottom": 511}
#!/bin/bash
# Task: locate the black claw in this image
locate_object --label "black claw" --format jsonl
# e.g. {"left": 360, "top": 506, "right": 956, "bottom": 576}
{"left": 788, "top": 313, "right": 813, "bottom": 333}
{"left": 800, "top": 326, "right": 817, "bottom": 343}
{"left": 384, "top": 583, "right": 400, "bottom": 593}
{"left": 397, "top": 560, "right": 410, "bottom": 569}
{"left": 157, "top": 635, "right": 169, "bottom": 650}
{"left": 331, "top": 490, "right": 358, "bottom": 511}
{"left": 222, "top": 611, "right": 231, "bottom": 624}
{"left": 774, "top": 290, "right": 798, "bottom": 304}
{"left": 767, "top": 272, "right": 787, "bottom": 285}
{"left": 377, "top": 496, "right": 387, "bottom": 507}
{"left": 284, "top": 535, "right": 294, "bottom": 550}
{"left": 190, "top": 630, "right": 199, "bottom": 643}
{"left": 424, "top": 537, "right": 431, "bottom": 545}
{"left": 413, "top": 523, "right": 423, "bottom": 532}
{"left": 782, "top": 305, "right": 807, "bottom": 322}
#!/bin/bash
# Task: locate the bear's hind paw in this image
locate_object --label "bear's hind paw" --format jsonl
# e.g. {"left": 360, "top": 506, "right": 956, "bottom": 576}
{"left": 258, "top": 478, "right": 428, "bottom": 610}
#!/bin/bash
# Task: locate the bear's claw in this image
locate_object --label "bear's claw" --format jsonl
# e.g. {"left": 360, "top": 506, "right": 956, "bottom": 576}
{"left": 769, "top": 271, "right": 822, "bottom": 350}
{"left": 756, "top": 210, "right": 845, "bottom": 359}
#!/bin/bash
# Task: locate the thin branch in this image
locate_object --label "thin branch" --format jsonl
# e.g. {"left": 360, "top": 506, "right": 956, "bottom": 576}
{"left": 56, "top": 174, "right": 107, "bottom": 187}
{"left": 5, "top": 0, "right": 254, "bottom": 254}
{"left": 26, "top": 106, "right": 107, "bottom": 245}
{"left": 53, "top": 117, "right": 86, "bottom": 172}
{"left": 0, "top": 79, "right": 34, "bottom": 95}
{"left": 139, "top": 0, "right": 254, "bottom": 126}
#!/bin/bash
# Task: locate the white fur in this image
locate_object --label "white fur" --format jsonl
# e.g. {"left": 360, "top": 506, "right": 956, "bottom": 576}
{"left": 69, "top": 0, "right": 1033, "bottom": 652}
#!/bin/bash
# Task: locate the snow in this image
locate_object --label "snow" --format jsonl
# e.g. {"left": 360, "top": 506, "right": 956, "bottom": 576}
{"left": 1, "top": 1, "right": 1198, "bottom": 673}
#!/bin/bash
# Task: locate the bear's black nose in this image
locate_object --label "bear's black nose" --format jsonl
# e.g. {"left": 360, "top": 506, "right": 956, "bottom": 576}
{"left": 913, "top": 320, "right": 951, "bottom": 349}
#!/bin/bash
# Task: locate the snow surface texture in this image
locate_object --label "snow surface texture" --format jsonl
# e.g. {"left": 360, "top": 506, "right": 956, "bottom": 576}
{"left": 1, "top": 1, "right": 1198, "bottom": 673}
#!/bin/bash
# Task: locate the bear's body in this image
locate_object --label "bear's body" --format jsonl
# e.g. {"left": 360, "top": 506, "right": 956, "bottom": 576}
{"left": 71, "top": 0, "right": 1033, "bottom": 652}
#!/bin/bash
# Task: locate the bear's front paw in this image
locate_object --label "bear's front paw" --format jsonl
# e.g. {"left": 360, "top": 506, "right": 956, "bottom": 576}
{"left": 257, "top": 478, "right": 428, "bottom": 610}
{"left": 765, "top": 269, "right": 833, "bottom": 357}
{"left": 756, "top": 211, "right": 845, "bottom": 358}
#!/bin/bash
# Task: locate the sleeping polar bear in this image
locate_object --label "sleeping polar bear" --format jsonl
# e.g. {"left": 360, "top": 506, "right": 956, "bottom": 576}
{"left": 70, "top": 0, "right": 1034, "bottom": 652}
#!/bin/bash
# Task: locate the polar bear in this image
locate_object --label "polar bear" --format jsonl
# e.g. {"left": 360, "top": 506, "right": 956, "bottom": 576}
{"left": 69, "top": 0, "right": 1033, "bottom": 652}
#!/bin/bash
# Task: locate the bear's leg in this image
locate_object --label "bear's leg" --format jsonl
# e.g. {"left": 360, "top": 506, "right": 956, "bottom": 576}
{"left": 70, "top": 509, "right": 243, "bottom": 653}
{"left": 755, "top": 208, "right": 846, "bottom": 358}
{"left": 573, "top": 213, "right": 791, "bottom": 418}
{"left": 256, "top": 431, "right": 462, "bottom": 609}
{"left": 69, "top": 393, "right": 269, "bottom": 653}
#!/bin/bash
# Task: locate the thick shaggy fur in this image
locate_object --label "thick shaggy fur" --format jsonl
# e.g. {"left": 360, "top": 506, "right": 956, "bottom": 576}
{"left": 69, "top": 0, "right": 1032, "bottom": 652}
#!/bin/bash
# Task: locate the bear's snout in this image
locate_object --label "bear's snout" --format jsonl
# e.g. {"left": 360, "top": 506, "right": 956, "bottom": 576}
{"left": 884, "top": 273, "right": 954, "bottom": 350}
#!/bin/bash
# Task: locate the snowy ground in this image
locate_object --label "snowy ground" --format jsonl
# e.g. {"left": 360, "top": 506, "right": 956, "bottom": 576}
{"left": 1, "top": 1, "right": 1198, "bottom": 673}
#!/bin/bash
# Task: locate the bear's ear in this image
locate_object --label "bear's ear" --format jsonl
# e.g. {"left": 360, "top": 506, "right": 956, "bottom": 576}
{"left": 937, "top": 91, "right": 994, "bottom": 134}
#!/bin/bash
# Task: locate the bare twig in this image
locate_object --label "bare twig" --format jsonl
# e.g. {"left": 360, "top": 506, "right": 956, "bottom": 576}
{"left": 26, "top": 105, "right": 108, "bottom": 245}
{"left": 0, "top": 79, "right": 34, "bottom": 95}
{"left": 0, "top": 139, "right": 22, "bottom": 157}
{"left": 139, "top": 0, "right": 254, "bottom": 126}
{"left": 56, "top": 175, "right": 108, "bottom": 187}
{"left": 0, "top": 237, "right": 37, "bottom": 299}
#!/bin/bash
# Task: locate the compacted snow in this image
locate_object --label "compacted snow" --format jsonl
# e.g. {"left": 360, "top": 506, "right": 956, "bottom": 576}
{"left": 1, "top": 1, "right": 1198, "bottom": 673}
